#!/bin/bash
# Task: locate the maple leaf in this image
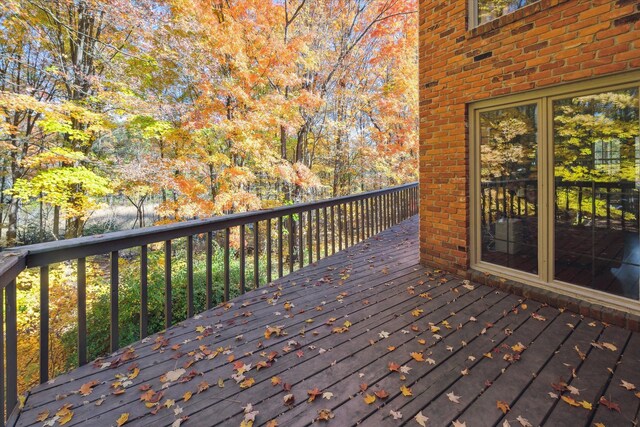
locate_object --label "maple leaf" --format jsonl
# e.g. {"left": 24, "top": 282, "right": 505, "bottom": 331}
{"left": 400, "top": 385, "right": 412, "bottom": 396}
{"left": 389, "top": 362, "right": 401, "bottom": 372}
{"left": 599, "top": 396, "right": 621, "bottom": 412}
{"left": 374, "top": 389, "right": 389, "bottom": 399}
{"left": 411, "top": 352, "right": 425, "bottom": 362}
{"left": 162, "top": 368, "right": 185, "bottom": 383}
{"left": 364, "top": 394, "right": 376, "bottom": 404}
{"left": 390, "top": 410, "right": 403, "bottom": 420}
{"left": 183, "top": 391, "right": 192, "bottom": 402}
{"left": 307, "top": 388, "right": 322, "bottom": 402}
{"left": 579, "top": 400, "right": 592, "bottom": 410}
{"left": 516, "top": 416, "right": 533, "bottom": 427}
{"left": 452, "top": 420, "right": 466, "bottom": 427}
{"left": 79, "top": 380, "right": 100, "bottom": 396}
{"left": 240, "top": 378, "right": 255, "bottom": 388}
{"left": 360, "top": 383, "right": 368, "bottom": 392}
{"left": 311, "top": 408, "right": 333, "bottom": 422}
{"left": 496, "top": 400, "right": 510, "bottom": 414}
{"left": 411, "top": 309, "right": 423, "bottom": 317}
{"left": 447, "top": 391, "right": 461, "bottom": 403}
{"left": 620, "top": 380, "right": 636, "bottom": 390}
{"left": 415, "top": 411, "right": 429, "bottom": 426}
{"left": 400, "top": 365, "right": 412, "bottom": 374}
{"left": 56, "top": 404, "right": 74, "bottom": 426}
{"left": 266, "top": 421, "right": 278, "bottom": 427}
{"left": 115, "top": 412, "right": 129, "bottom": 427}
{"left": 271, "top": 376, "right": 281, "bottom": 386}
{"left": 561, "top": 395, "right": 581, "bottom": 407}
{"left": 284, "top": 393, "right": 295, "bottom": 405}
{"left": 379, "top": 331, "right": 390, "bottom": 339}
{"left": 36, "top": 410, "right": 50, "bottom": 422}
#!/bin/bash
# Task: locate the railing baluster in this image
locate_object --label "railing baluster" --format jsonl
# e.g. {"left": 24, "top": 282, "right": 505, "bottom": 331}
{"left": 338, "top": 204, "right": 343, "bottom": 251}
{"left": 253, "top": 221, "right": 259, "bottom": 289}
{"left": 350, "top": 201, "right": 355, "bottom": 246}
{"left": 355, "top": 201, "right": 360, "bottom": 243}
{"left": 289, "top": 214, "right": 295, "bottom": 273}
{"left": 206, "top": 232, "right": 213, "bottom": 309}
{"left": 239, "top": 225, "right": 246, "bottom": 294}
{"left": 140, "top": 246, "right": 148, "bottom": 339}
{"left": 267, "top": 218, "right": 273, "bottom": 283}
{"left": 187, "top": 236, "right": 194, "bottom": 318}
{"left": 164, "top": 241, "right": 172, "bottom": 328}
{"left": 40, "top": 265, "right": 49, "bottom": 383}
{"left": 315, "top": 208, "right": 321, "bottom": 262}
{"left": 308, "top": 211, "right": 313, "bottom": 265}
{"left": 323, "top": 207, "right": 329, "bottom": 258}
{"left": 331, "top": 206, "right": 336, "bottom": 254}
{"left": 278, "top": 216, "right": 284, "bottom": 278}
{"left": 298, "top": 213, "right": 304, "bottom": 269}
{"left": 77, "top": 258, "right": 87, "bottom": 366}
{"left": 110, "top": 251, "right": 119, "bottom": 352}
{"left": 6, "top": 280, "right": 17, "bottom": 419}
{"left": 224, "top": 228, "right": 230, "bottom": 302}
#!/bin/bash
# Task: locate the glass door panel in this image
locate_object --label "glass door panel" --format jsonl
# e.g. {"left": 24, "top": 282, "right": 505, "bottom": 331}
{"left": 479, "top": 104, "right": 538, "bottom": 274}
{"left": 553, "top": 88, "right": 640, "bottom": 300}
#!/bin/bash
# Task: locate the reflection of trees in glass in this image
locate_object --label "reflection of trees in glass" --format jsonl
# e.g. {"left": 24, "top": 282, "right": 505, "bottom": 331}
{"left": 554, "top": 89, "right": 639, "bottom": 225}
{"left": 554, "top": 90, "right": 639, "bottom": 184}
{"left": 477, "top": 0, "right": 537, "bottom": 25}
{"left": 480, "top": 105, "right": 537, "bottom": 181}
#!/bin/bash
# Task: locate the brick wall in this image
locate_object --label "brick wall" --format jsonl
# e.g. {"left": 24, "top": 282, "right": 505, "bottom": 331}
{"left": 418, "top": 0, "right": 640, "bottom": 276}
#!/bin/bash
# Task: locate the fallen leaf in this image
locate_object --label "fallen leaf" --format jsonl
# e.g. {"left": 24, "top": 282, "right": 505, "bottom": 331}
{"left": 307, "top": 387, "right": 322, "bottom": 402}
{"left": 79, "top": 380, "right": 100, "bottom": 396}
{"left": 374, "top": 389, "right": 389, "bottom": 399}
{"left": 116, "top": 413, "right": 129, "bottom": 427}
{"left": 452, "top": 420, "right": 466, "bottom": 427}
{"left": 316, "top": 408, "right": 334, "bottom": 421}
{"left": 388, "top": 362, "right": 400, "bottom": 372}
{"left": 183, "top": 391, "right": 192, "bottom": 402}
{"left": 415, "top": 411, "right": 429, "bottom": 426}
{"left": 561, "top": 395, "right": 581, "bottom": 407}
{"left": 36, "top": 410, "right": 50, "bottom": 422}
{"left": 390, "top": 409, "right": 403, "bottom": 420}
{"left": 516, "top": 415, "right": 532, "bottom": 427}
{"left": 364, "top": 394, "right": 376, "bottom": 404}
{"left": 447, "top": 391, "right": 461, "bottom": 404}
{"left": 400, "top": 385, "right": 412, "bottom": 397}
{"left": 579, "top": 400, "right": 592, "bottom": 410}
{"left": 620, "top": 380, "right": 636, "bottom": 390}
{"left": 411, "top": 352, "right": 425, "bottom": 362}
{"left": 322, "top": 392, "right": 334, "bottom": 400}
{"left": 599, "top": 396, "right": 621, "bottom": 412}
{"left": 283, "top": 394, "right": 295, "bottom": 405}
{"left": 162, "top": 368, "right": 185, "bottom": 383}
{"left": 271, "top": 376, "right": 281, "bottom": 386}
{"left": 497, "top": 400, "right": 510, "bottom": 414}
{"left": 531, "top": 313, "right": 546, "bottom": 321}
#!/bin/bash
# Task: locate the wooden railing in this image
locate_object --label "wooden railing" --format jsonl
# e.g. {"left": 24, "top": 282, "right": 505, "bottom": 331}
{"left": 0, "top": 182, "right": 418, "bottom": 424}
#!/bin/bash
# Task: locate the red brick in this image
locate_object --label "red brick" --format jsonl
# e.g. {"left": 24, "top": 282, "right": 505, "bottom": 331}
{"left": 419, "top": 0, "right": 639, "bottom": 276}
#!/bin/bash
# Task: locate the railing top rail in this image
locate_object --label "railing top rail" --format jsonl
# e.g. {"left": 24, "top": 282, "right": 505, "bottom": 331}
{"left": 0, "top": 182, "right": 417, "bottom": 274}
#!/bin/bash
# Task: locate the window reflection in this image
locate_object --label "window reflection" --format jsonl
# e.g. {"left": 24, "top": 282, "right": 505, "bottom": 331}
{"left": 554, "top": 88, "right": 640, "bottom": 300}
{"left": 480, "top": 104, "right": 538, "bottom": 274}
{"left": 477, "top": 0, "right": 538, "bottom": 25}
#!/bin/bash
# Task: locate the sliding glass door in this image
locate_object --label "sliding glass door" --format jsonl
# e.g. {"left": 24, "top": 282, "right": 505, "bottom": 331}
{"left": 473, "top": 76, "right": 640, "bottom": 305}
{"left": 553, "top": 88, "right": 640, "bottom": 300}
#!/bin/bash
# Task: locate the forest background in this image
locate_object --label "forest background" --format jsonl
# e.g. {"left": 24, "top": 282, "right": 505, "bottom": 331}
{"left": 0, "top": 0, "right": 417, "bottom": 392}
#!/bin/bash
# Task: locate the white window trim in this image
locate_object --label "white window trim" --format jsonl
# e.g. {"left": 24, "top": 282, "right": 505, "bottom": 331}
{"left": 469, "top": 71, "right": 640, "bottom": 315}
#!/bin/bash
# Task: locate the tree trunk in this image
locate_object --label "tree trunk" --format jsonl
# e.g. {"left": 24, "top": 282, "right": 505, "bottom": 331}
{"left": 52, "top": 206, "right": 60, "bottom": 239}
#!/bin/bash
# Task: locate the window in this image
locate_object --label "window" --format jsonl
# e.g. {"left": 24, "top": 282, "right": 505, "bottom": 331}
{"left": 469, "top": 0, "right": 539, "bottom": 28}
{"left": 471, "top": 74, "right": 640, "bottom": 307}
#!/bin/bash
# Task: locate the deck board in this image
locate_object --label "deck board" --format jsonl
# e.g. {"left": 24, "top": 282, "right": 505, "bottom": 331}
{"left": 12, "top": 216, "right": 640, "bottom": 427}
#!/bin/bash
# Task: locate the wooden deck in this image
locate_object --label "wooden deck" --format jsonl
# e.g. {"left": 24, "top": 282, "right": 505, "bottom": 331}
{"left": 12, "top": 217, "right": 640, "bottom": 427}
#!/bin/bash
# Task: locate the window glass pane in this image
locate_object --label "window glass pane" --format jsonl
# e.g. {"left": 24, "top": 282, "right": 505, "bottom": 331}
{"left": 480, "top": 104, "right": 538, "bottom": 274}
{"left": 477, "top": 0, "right": 538, "bottom": 25}
{"left": 554, "top": 88, "right": 640, "bottom": 300}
